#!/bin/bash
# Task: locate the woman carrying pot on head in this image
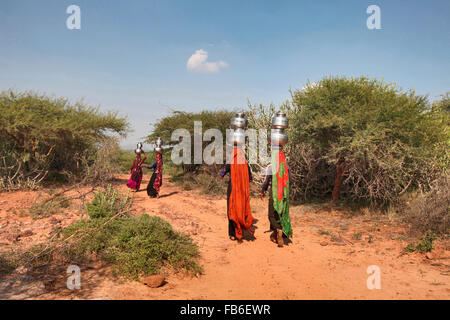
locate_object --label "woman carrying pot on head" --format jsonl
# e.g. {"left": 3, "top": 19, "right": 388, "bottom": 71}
{"left": 260, "top": 112, "right": 293, "bottom": 247}
{"left": 219, "top": 113, "right": 255, "bottom": 242}
{"left": 127, "top": 143, "right": 147, "bottom": 192}
{"left": 146, "top": 138, "right": 164, "bottom": 198}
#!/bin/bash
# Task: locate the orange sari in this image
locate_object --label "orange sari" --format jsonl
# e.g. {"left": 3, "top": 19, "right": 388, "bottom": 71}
{"left": 228, "top": 148, "right": 254, "bottom": 239}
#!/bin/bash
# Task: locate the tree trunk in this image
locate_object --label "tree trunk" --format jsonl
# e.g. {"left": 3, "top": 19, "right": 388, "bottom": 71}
{"left": 332, "top": 161, "right": 347, "bottom": 203}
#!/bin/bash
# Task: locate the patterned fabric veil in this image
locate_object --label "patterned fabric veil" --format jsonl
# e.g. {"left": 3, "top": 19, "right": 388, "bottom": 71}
{"left": 271, "top": 148, "right": 292, "bottom": 238}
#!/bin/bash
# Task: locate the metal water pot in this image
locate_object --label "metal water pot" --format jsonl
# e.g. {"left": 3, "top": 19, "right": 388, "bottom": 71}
{"left": 135, "top": 148, "right": 143, "bottom": 154}
{"left": 227, "top": 128, "right": 246, "bottom": 146}
{"left": 137, "top": 142, "right": 143, "bottom": 149}
{"left": 230, "top": 112, "right": 247, "bottom": 129}
{"left": 271, "top": 111, "right": 288, "bottom": 129}
{"left": 154, "top": 137, "right": 163, "bottom": 153}
{"left": 270, "top": 128, "right": 288, "bottom": 146}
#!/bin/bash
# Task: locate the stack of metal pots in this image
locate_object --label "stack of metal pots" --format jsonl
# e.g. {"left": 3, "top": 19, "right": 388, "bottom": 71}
{"left": 229, "top": 112, "right": 247, "bottom": 146}
{"left": 155, "top": 137, "right": 163, "bottom": 153}
{"left": 270, "top": 111, "right": 288, "bottom": 146}
{"left": 135, "top": 142, "right": 144, "bottom": 154}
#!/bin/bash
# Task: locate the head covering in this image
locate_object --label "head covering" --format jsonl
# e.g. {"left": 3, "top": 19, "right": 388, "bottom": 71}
{"left": 228, "top": 147, "right": 254, "bottom": 239}
{"left": 271, "top": 148, "right": 292, "bottom": 238}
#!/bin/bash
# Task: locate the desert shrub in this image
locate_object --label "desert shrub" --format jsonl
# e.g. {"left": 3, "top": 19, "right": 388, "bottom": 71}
{"left": 403, "top": 175, "right": 449, "bottom": 236}
{"left": 67, "top": 186, "right": 200, "bottom": 279}
{"left": 0, "top": 253, "right": 17, "bottom": 277}
{"left": 79, "top": 137, "right": 123, "bottom": 185}
{"left": 85, "top": 184, "right": 133, "bottom": 219}
{"left": 0, "top": 141, "right": 49, "bottom": 191}
{"left": 404, "top": 231, "right": 438, "bottom": 253}
{"left": 415, "top": 232, "right": 437, "bottom": 252}
{"left": 29, "top": 195, "right": 71, "bottom": 219}
{"left": 2, "top": 186, "right": 201, "bottom": 281}
{"left": 104, "top": 214, "right": 201, "bottom": 279}
{"left": 62, "top": 214, "right": 202, "bottom": 279}
{"left": 0, "top": 90, "right": 128, "bottom": 190}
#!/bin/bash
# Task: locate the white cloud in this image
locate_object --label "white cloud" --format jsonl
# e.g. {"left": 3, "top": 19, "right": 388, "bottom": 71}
{"left": 186, "top": 49, "right": 228, "bottom": 73}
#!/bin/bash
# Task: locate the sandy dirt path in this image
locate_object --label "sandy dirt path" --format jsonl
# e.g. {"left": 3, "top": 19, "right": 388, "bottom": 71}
{"left": 1, "top": 174, "right": 449, "bottom": 300}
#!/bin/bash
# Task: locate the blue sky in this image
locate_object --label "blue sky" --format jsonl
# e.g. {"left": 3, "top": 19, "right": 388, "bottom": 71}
{"left": 1, "top": 0, "right": 449, "bottom": 149}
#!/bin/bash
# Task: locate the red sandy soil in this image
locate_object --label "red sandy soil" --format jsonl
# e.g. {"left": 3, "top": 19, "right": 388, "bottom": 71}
{"left": 0, "top": 174, "right": 449, "bottom": 300}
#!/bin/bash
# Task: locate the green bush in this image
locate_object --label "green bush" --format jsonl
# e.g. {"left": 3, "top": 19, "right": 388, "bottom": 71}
{"left": 249, "top": 77, "right": 449, "bottom": 206}
{"left": 0, "top": 90, "right": 128, "bottom": 190}
{"left": 60, "top": 186, "right": 202, "bottom": 279}
{"left": 1, "top": 186, "right": 201, "bottom": 280}
{"left": 85, "top": 185, "right": 132, "bottom": 219}
{"left": 63, "top": 214, "right": 202, "bottom": 280}
{"left": 404, "top": 231, "right": 437, "bottom": 253}
{"left": 415, "top": 232, "right": 437, "bottom": 253}
{"left": 291, "top": 77, "right": 448, "bottom": 205}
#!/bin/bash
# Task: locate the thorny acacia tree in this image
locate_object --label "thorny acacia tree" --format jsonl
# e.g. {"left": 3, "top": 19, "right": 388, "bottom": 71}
{"left": 249, "top": 77, "right": 449, "bottom": 205}
{"left": 291, "top": 77, "right": 448, "bottom": 204}
{"left": 0, "top": 90, "right": 128, "bottom": 190}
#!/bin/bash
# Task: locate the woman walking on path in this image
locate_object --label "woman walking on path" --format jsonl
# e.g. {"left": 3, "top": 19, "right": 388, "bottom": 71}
{"left": 220, "top": 147, "right": 255, "bottom": 241}
{"left": 260, "top": 145, "right": 292, "bottom": 247}
{"left": 127, "top": 147, "right": 146, "bottom": 191}
{"left": 260, "top": 111, "right": 292, "bottom": 247}
{"left": 146, "top": 150, "right": 163, "bottom": 198}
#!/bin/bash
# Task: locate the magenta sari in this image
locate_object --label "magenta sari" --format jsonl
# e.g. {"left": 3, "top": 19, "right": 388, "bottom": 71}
{"left": 127, "top": 155, "right": 144, "bottom": 191}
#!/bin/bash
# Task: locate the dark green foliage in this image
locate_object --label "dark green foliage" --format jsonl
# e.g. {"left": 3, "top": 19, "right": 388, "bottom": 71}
{"left": 249, "top": 77, "right": 449, "bottom": 206}
{"left": 2, "top": 187, "right": 202, "bottom": 281}
{"left": 415, "top": 232, "right": 437, "bottom": 252}
{"left": 62, "top": 186, "right": 201, "bottom": 279}
{"left": 147, "top": 109, "right": 235, "bottom": 173}
{"left": 404, "top": 231, "right": 437, "bottom": 253}
{"left": 148, "top": 109, "right": 235, "bottom": 145}
{"left": 63, "top": 214, "right": 202, "bottom": 280}
{"left": 85, "top": 184, "right": 132, "bottom": 219}
{"left": 404, "top": 242, "right": 416, "bottom": 253}
{"left": 106, "top": 214, "right": 202, "bottom": 279}
{"left": 290, "top": 76, "right": 448, "bottom": 204}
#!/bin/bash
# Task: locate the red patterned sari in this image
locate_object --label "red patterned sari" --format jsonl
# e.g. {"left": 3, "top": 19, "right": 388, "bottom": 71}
{"left": 127, "top": 154, "right": 144, "bottom": 191}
